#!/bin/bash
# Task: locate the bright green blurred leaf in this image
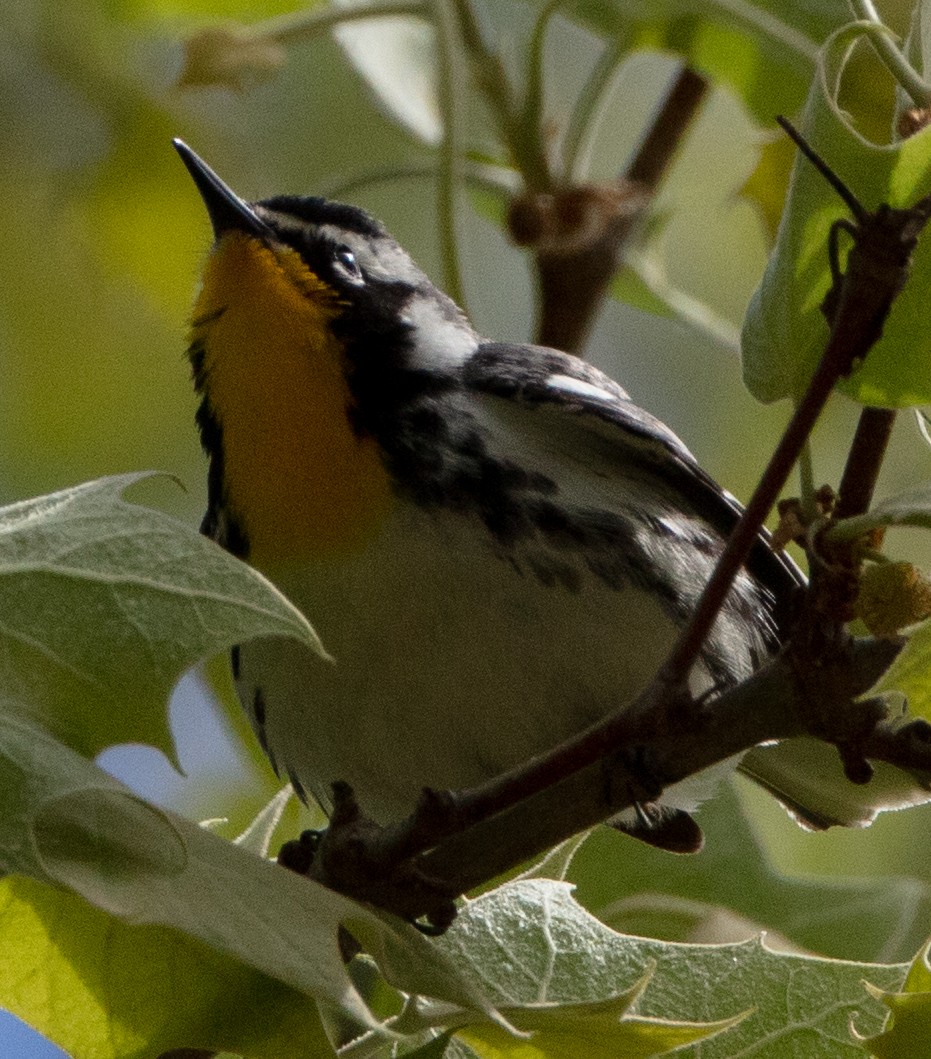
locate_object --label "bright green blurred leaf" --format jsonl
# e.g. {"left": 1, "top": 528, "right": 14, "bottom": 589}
{"left": 740, "top": 133, "right": 796, "bottom": 240}
{"left": 863, "top": 941, "right": 931, "bottom": 1058}
{"left": 0, "top": 874, "right": 334, "bottom": 1059}
{"left": 868, "top": 618, "right": 931, "bottom": 725}
{"left": 117, "top": 0, "right": 305, "bottom": 20}
{"left": 0, "top": 473, "right": 322, "bottom": 760}
{"left": 742, "top": 24, "right": 931, "bottom": 407}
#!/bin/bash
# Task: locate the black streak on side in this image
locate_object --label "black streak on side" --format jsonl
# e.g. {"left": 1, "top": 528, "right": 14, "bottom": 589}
{"left": 189, "top": 333, "right": 250, "bottom": 559}
{"left": 465, "top": 342, "right": 805, "bottom": 636}
{"left": 286, "top": 766, "right": 309, "bottom": 804}
{"left": 251, "top": 686, "right": 276, "bottom": 773}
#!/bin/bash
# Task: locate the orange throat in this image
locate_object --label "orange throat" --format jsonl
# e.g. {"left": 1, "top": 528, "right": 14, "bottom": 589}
{"left": 191, "top": 232, "right": 393, "bottom": 566}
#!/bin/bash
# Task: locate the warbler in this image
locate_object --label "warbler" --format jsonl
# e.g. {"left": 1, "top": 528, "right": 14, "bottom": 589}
{"left": 174, "top": 139, "right": 920, "bottom": 853}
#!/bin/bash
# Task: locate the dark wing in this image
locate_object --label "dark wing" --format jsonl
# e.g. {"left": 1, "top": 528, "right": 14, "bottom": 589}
{"left": 464, "top": 341, "right": 804, "bottom": 635}
{"left": 465, "top": 342, "right": 931, "bottom": 830}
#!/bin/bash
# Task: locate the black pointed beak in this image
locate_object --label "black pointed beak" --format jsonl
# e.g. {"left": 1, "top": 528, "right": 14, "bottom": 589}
{"left": 173, "top": 138, "right": 273, "bottom": 240}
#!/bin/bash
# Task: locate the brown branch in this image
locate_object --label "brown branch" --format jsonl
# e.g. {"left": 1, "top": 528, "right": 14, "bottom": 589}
{"left": 803, "top": 406, "right": 897, "bottom": 635}
{"left": 834, "top": 406, "right": 896, "bottom": 521}
{"left": 304, "top": 637, "right": 913, "bottom": 927}
{"left": 530, "top": 66, "right": 708, "bottom": 353}
{"left": 625, "top": 67, "right": 709, "bottom": 189}
{"left": 415, "top": 638, "right": 909, "bottom": 896}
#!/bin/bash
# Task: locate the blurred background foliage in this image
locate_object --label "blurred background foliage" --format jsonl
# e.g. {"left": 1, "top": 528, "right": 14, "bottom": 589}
{"left": 5, "top": 0, "right": 931, "bottom": 1051}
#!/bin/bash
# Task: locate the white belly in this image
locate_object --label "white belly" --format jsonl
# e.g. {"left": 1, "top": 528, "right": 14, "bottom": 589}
{"left": 237, "top": 500, "right": 751, "bottom": 824}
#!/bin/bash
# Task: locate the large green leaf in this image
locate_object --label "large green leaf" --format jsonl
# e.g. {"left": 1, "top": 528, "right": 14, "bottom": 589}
{"left": 742, "top": 23, "right": 931, "bottom": 408}
{"left": 0, "top": 711, "right": 514, "bottom": 1051}
{"left": 0, "top": 875, "right": 333, "bottom": 1059}
{"left": 0, "top": 710, "right": 916, "bottom": 1058}
{"left": 391, "top": 879, "right": 905, "bottom": 1058}
{"left": 0, "top": 474, "right": 323, "bottom": 760}
{"left": 570, "top": 783, "right": 931, "bottom": 965}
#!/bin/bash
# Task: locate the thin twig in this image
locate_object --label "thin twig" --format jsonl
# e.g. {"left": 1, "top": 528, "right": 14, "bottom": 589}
{"left": 253, "top": 0, "right": 427, "bottom": 45}
{"left": 624, "top": 66, "right": 708, "bottom": 190}
{"left": 563, "top": 35, "right": 626, "bottom": 182}
{"left": 431, "top": 0, "right": 468, "bottom": 310}
{"left": 318, "top": 159, "right": 520, "bottom": 202}
{"left": 848, "top": 0, "right": 931, "bottom": 107}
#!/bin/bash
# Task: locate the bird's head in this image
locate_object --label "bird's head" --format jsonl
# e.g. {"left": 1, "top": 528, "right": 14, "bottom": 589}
{"left": 174, "top": 140, "right": 474, "bottom": 563}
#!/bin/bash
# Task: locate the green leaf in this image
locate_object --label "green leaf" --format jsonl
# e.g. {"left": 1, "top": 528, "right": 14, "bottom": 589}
{"left": 610, "top": 265, "right": 676, "bottom": 319}
{"left": 742, "top": 23, "right": 931, "bottom": 408}
{"left": 570, "top": 0, "right": 835, "bottom": 125}
{"left": 425, "top": 879, "right": 903, "bottom": 1058}
{"left": 740, "top": 134, "right": 796, "bottom": 241}
{"left": 570, "top": 784, "right": 931, "bottom": 965}
{"left": 459, "top": 991, "right": 745, "bottom": 1059}
{"left": 867, "top": 619, "right": 931, "bottom": 726}
{"left": 0, "top": 474, "right": 322, "bottom": 760}
{"left": 743, "top": 733, "right": 931, "bottom": 829}
{"left": 0, "top": 714, "right": 375, "bottom": 1029}
{"left": 0, "top": 875, "right": 334, "bottom": 1059}
{"left": 863, "top": 941, "right": 931, "bottom": 1058}
{"left": 0, "top": 711, "right": 512, "bottom": 1049}
{"left": 830, "top": 484, "right": 931, "bottom": 539}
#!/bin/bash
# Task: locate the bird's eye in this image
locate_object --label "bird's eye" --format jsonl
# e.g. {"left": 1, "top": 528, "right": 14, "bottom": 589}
{"left": 334, "top": 245, "right": 362, "bottom": 280}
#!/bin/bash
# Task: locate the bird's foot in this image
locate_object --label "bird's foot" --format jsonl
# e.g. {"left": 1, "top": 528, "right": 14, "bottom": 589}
{"left": 277, "top": 781, "right": 459, "bottom": 934}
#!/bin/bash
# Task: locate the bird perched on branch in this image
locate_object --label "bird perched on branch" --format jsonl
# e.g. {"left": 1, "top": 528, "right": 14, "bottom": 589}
{"left": 174, "top": 139, "right": 923, "bottom": 856}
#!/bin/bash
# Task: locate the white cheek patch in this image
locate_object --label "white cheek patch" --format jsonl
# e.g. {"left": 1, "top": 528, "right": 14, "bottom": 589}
{"left": 545, "top": 373, "right": 620, "bottom": 403}
{"left": 403, "top": 297, "right": 479, "bottom": 369}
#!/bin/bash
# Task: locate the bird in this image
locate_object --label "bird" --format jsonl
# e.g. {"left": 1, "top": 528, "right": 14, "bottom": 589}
{"left": 172, "top": 138, "right": 922, "bottom": 858}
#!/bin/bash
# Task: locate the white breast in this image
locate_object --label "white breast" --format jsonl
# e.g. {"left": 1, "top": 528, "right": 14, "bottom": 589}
{"left": 236, "top": 497, "right": 747, "bottom": 824}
